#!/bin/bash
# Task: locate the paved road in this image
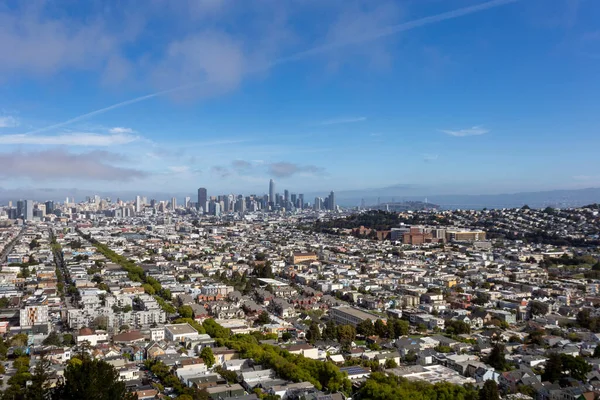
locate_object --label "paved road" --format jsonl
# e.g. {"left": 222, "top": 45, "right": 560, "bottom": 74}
{"left": 0, "top": 226, "right": 25, "bottom": 264}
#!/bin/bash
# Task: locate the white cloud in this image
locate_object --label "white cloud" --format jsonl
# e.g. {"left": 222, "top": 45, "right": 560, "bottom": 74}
{"left": 268, "top": 162, "right": 325, "bottom": 178}
{"left": 0, "top": 116, "right": 19, "bottom": 128}
{"left": 151, "top": 31, "right": 246, "bottom": 100}
{"left": 109, "top": 127, "right": 135, "bottom": 134}
{"left": 0, "top": 132, "right": 139, "bottom": 146}
{"left": 0, "top": 149, "right": 147, "bottom": 181}
{"left": 316, "top": 117, "right": 367, "bottom": 126}
{"left": 440, "top": 126, "right": 489, "bottom": 137}
{"left": 167, "top": 166, "right": 190, "bottom": 173}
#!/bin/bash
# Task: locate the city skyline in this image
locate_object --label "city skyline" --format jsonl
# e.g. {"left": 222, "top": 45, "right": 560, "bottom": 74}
{"left": 0, "top": 1, "right": 599, "bottom": 195}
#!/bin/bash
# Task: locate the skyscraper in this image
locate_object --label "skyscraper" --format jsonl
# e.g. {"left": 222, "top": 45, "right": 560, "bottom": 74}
{"left": 291, "top": 193, "right": 297, "bottom": 208}
{"left": 197, "top": 188, "right": 207, "bottom": 213}
{"left": 184, "top": 196, "right": 191, "bottom": 208}
{"left": 314, "top": 197, "right": 322, "bottom": 211}
{"left": 45, "top": 201, "right": 54, "bottom": 214}
{"left": 171, "top": 197, "right": 177, "bottom": 210}
{"left": 328, "top": 191, "right": 336, "bottom": 211}
{"left": 298, "top": 194, "right": 304, "bottom": 209}
{"left": 269, "top": 179, "right": 275, "bottom": 205}
{"left": 16, "top": 200, "right": 24, "bottom": 218}
{"left": 24, "top": 200, "right": 34, "bottom": 221}
{"left": 135, "top": 196, "right": 142, "bottom": 213}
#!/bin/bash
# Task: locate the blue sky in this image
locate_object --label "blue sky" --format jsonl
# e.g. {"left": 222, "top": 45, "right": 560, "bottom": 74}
{"left": 0, "top": 0, "right": 599, "bottom": 197}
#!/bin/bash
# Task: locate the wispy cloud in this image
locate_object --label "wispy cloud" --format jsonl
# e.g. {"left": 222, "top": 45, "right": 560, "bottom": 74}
{"left": 315, "top": 117, "right": 367, "bottom": 126}
{"left": 440, "top": 126, "right": 489, "bottom": 137}
{"left": 210, "top": 166, "right": 231, "bottom": 178}
{"left": 423, "top": 153, "right": 439, "bottom": 162}
{"left": 268, "top": 162, "right": 325, "bottom": 178}
{"left": 0, "top": 132, "right": 139, "bottom": 146}
{"left": 0, "top": 149, "right": 147, "bottom": 181}
{"left": 232, "top": 159, "right": 253, "bottom": 171}
{"left": 0, "top": 116, "right": 19, "bottom": 128}
{"left": 167, "top": 166, "right": 190, "bottom": 173}
{"left": 109, "top": 127, "right": 135, "bottom": 134}
{"left": 18, "top": 0, "right": 520, "bottom": 133}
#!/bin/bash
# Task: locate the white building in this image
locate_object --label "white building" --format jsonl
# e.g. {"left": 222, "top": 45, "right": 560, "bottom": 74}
{"left": 20, "top": 304, "right": 49, "bottom": 328}
{"left": 150, "top": 327, "right": 165, "bottom": 342}
{"left": 164, "top": 323, "right": 199, "bottom": 342}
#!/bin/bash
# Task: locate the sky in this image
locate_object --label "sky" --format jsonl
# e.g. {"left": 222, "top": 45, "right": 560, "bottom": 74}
{"left": 0, "top": 0, "right": 599, "bottom": 198}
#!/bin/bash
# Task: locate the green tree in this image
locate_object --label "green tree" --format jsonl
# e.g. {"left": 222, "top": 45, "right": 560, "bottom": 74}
{"left": 202, "top": 318, "right": 230, "bottom": 339}
{"left": 479, "top": 380, "right": 500, "bottom": 400}
{"left": 322, "top": 320, "right": 337, "bottom": 341}
{"left": 593, "top": 345, "right": 600, "bottom": 358}
{"left": 541, "top": 353, "right": 563, "bottom": 383}
{"left": 445, "top": 320, "right": 471, "bottom": 335}
{"left": 42, "top": 332, "right": 62, "bottom": 347}
{"left": 529, "top": 301, "right": 549, "bottom": 316}
{"left": 306, "top": 321, "right": 322, "bottom": 344}
{"left": 374, "top": 319, "right": 387, "bottom": 337}
{"left": 486, "top": 344, "right": 509, "bottom": 371}
{"left": 560, "top": 354, "right": 592, "bottom": 381}
{"left": 337, "top": 325, "right": 356, "bottom": 349}
{"left": 392, "top": 319, "right": 409, "bottom": 338}
{"left": 356, "top": 319, "right": 375, "bottom": 336}
{"left": 54, "top": 355, "right": 137, "bottom": 399}
{"left": 11, "top": 333, "right": 29, "bottom": 347}
{"left": 0, "top": 297, "right": 9, "bottom": 308}
{"left": 63, "top": 334, "right": 75, "bottom": 346}
{"left": 256, "top": 311, "right": 271, "bottom": 325}
{"left": 25, "top": 355, "right": 52, "bottom": 400}
{"left": 200, "top": 347, "right": 215, "bottom": 368}
{"left": 178, "top": 305, "right": 194, "bottom": 319}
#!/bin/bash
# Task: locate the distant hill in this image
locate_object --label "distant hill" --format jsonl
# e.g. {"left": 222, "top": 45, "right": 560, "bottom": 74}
{"left": 333, "top": 187, "right": 600, "bottom": 210}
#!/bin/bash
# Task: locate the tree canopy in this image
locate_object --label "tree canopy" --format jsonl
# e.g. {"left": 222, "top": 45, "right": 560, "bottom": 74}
{"left": 54, "top": 355, "right": 137, "bottom": 400}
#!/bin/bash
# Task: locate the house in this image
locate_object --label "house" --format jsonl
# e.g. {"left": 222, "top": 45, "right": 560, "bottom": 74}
{"left": 270, "top": 298, "right": 296, "bottom": 319}
{"left": 470, "top": 310, "right": 492, "bottom": 328}
{"left": 150, "top": 327, "right": 164, "bottom": 342}
{"left": 499, "top": 369, "right": 533, "bottom": 393}
{"left": 240, "top": 369, "right": 276, "bottom": 391}
{"left": 340, "top": 366, "right": 371, "bottom": 380}
{"left": 286, "top": 344, "right": 319, "bottom": 360}
{"left": 374, "top": 351, "right": 400, "bottom": 366}
{"left": 121, "top": 345, "right": 145, "bottom": 362}
{"left": 205, "top": 383, "right": 246, "bottom": 399}
{"left": 146, "top": 342, "right": 166, "bottom": 360}
{"left": 113, "top": 331, "right": 145, "bottom": 345}
{"left": 134, "top": 389, "right": 158, "bottom": 400}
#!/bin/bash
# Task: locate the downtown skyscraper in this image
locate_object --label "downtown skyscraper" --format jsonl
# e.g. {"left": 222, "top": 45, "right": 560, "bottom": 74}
{"left": 197, "top": 187, "right": 207, "bottom": 213}
{"left": 269, "top": 179, "right": 275, "bottom": 205}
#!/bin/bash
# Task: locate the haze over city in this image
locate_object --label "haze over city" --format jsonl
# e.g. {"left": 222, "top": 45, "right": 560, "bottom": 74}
{"left": 1, "top": 0, "right": 599, "bottom": 197}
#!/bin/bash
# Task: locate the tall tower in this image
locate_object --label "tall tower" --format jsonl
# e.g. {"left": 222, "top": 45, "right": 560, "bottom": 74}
{"left": 329, "top": 191, "right": 336, "bottom": 211}
{"left": 269, "top": 179, "right": 275, "bottom": 205}
{"left": 24, "top": 200, "right": 34, "bottom": 221}
{"left": 284, "top": 189, "right": 290, "bottom": 207}
{"left": 197, "top": 188, "right": 207, "bottom": 213}
{"left": 171, "top": 197, "right": 177, "bottom": 210}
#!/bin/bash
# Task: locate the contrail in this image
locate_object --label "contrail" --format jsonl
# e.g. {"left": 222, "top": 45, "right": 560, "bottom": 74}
{"left": 23, "top": 0, "right": 520, "bottom": 135}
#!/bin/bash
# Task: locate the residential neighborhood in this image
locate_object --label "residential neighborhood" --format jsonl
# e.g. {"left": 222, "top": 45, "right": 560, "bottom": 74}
{"left": 2, "top": 201, "right": 600, "bottom": 399}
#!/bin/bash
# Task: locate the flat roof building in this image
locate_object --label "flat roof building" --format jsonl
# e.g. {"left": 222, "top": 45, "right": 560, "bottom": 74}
{"left": 329, "top": 306, "right": 382, "bottom": 327}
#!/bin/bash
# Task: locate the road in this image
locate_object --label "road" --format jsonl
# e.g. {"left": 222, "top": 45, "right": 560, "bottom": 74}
{"left": 0, "top": 226, "right": 25, "bottom": 264}
{"left": 49, "top": 229, "right": 77, "bottom": 309}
